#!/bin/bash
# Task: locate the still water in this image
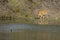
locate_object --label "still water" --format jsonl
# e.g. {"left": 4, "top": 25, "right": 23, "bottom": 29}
{"left": 0, "top": 23, "right": 60, "bottom": 32}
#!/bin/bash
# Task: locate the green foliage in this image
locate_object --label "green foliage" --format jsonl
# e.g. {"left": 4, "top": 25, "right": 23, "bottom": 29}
{"left": 7, "top": 0, "right": 36, "bottom": 24}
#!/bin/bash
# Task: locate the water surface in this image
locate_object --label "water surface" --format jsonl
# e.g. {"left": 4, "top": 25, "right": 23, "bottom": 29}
{"left": 0, "top": 24, "right": 60, "bottom": 32}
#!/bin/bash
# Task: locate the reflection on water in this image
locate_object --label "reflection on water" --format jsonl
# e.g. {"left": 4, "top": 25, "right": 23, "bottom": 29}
{"left": 0, "top": 24, "right": 60, "bottom": 32}
{"left": 0, "top": 30, "right": 60, "bottom": 40}
{"left": 0, "top": 24, "right": 60, "bottom": 40}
